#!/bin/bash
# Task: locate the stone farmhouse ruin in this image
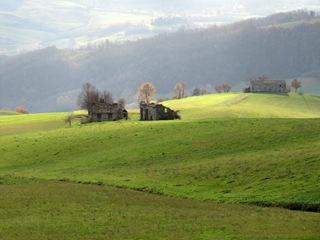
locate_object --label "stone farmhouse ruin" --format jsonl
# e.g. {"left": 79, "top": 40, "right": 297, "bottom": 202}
{"left": 244, "top": 79, "right": 287, "bottom": 93}
{"left": 88, "top": 102, "right": 128, "bottom": 122}
{"left": 140, "top": 101, "right": 180, "bottom": 120}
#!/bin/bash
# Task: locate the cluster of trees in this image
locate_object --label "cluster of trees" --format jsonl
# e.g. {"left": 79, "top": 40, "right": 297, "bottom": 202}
{"left": 15, "top": 106, "right": 29, "bottom": 114}
{"left": 214, "top": 83, "right": 231, "bottom": 93}
{"left": 77, "top": 83, "right": 125, "bottom": 113}
{"left": 192, "top": 87, "right": 207, "bottom": 96}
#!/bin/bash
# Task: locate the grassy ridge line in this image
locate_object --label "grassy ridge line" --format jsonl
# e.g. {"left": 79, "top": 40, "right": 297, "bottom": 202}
{"left": 0, "top": 110, "right": 20, "bottom": 116}
{"left": 1, "top": 117, "right": 319, "bottom": 211}
{"left": 0, "top": 112, "right": 68, "bottom": 136}
{"left": 0, "top": 112, "right": 68, "bottom": 124}
{"left": 164, "top": 93, "right": 320, "bottom": 119}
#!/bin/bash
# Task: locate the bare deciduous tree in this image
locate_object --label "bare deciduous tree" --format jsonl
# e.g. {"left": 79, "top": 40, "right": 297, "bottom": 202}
{"left": 214, "top": 83, "right": 231, "bottom": 93}
{"left": 101, "top": 89, "right": 114, "bottom": 104}
{"left": 222, "top": 83, "right": 231, "bottom": 93}
{"left": 77, "top": 83, "right": 99, "bottom": 113}
{"left": 174, "top": 82, "right": 187, "bottom": 99}
{"left": 291, "top": 79, "right": 301, "bottom": 93}
{"left": 174, "top": 83, "right": 183, "bottom": 99}
{"left": 136, "top": 82, "right": 156, "bottom": 103}
{"left": 64, "top": 113, "right": 76, "bottom": 127}
{"left": 117, "top": 98, "right": 126, "bottom": 110}
{"left": 214, "top": 85, "right": 222, "bottom": 93}
{"left": 192, "top": 87, "right": 207, "bottom": 96}
{"left": 15, "top": 106, "right": 29, "bottom": 114}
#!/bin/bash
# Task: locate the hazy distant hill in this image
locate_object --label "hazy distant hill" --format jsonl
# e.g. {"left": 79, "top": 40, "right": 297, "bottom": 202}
{"left": 1, "top": 11, "right": 320, "bottom": 112}
{"left": 1, "top": 0, "right": 319, "bottom": 54}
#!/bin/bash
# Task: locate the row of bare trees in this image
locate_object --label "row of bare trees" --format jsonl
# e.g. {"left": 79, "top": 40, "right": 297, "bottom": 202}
{"left": 82, "top": 77, "right": 302, "bottom": 111}
{"left": 214, "top": 83, "right": 231, "bottom": 93}
{"left": 136, "top": 81, "right": 232, "bottom": 103}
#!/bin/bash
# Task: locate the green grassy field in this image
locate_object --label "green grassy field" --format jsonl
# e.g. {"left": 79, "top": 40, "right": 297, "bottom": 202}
{"left": 1, "top": 93, "right": 320, "bottom": 239}
{"left": 0, "top": 111, "right": 67, "bottom": 136}
{"left": 164, "top": 93, "right": 320, "bottom": 119}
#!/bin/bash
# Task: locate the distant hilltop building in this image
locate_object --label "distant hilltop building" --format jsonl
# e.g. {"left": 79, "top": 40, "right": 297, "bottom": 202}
{"left": 244, "top": 79, "right": 287, "bottom": 93}
{"left": 140, "top": 101, "right": 180, "bottom": 120}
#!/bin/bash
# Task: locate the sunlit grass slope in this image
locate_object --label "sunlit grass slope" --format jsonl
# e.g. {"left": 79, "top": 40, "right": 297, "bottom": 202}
{"left": 1, "top": 94, "right": 320, "bottom": 238}
{"left": 164, "top": 93, "right": 320, "bottom": 119}
{"left": 0, "top": 112, "right": 67, "bottom": 136}
{"left": 1, "top": 178, "right": 319, "bottom": 240}
{"left": 1, "top": 118, "right": 320, "bottom": 211}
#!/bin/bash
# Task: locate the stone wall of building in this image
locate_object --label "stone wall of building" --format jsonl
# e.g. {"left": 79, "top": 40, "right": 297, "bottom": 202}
{"left": 246, "top": 80, "right": 287, "bottom": 93}
{"left": 140, "top": 102, "right": 180, "bottom": 120}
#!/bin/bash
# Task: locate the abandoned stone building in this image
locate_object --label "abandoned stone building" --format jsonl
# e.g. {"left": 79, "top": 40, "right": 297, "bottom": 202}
{"left": 140, "top": 101, "right": 180, "bottom": 120}
{"left": 244, "top": 79, "right": 287, "bottom": 93}
{"left": 88, "top": 102, "right": 128, "bottom": 122}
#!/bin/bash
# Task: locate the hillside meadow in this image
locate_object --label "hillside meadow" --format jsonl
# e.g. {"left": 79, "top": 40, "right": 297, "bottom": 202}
{"left": 1, "top": 93, "right": 320, "bottom": 239}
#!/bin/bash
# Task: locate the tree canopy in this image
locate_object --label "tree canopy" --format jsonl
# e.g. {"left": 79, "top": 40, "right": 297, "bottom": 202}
{"left": 136, "top": 82, "right": 156, "bottom": 104}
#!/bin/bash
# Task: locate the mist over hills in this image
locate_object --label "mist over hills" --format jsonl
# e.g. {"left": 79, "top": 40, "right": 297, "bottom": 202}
{"left": 1, "top": 10, "right": 320, "bottom": 112}
{"left": 1, "top": 0, "right": 319, "bottom": 54}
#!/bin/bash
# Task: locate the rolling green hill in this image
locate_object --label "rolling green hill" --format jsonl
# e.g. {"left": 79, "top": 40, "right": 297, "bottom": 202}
{"left": 0, "top": 110, "right": 20, "bottom": 116}
{"left": 164, "top": 92, "right": 320, "bottom": 119}
{"left": 1, "top": 93, "right": 320, "bottom": 239}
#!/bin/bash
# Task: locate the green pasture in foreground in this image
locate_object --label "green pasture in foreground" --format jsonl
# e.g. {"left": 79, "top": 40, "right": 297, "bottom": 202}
{"left": 1, "top": 93, "right": 320, "bottom": 239}
{"left": 0, "top": 178, "right": 319, "bottom": 240}
{"left": 1, "top": 118, "right": 319, "bottom": 209}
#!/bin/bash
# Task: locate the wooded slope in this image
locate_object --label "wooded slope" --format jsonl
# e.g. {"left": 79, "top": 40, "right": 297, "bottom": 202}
{"left": 1, "top": 10, "right": 319, "bottom": 112}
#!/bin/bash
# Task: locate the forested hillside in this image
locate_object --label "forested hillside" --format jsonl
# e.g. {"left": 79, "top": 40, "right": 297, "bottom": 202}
{"left": 1, "top": 10, "right": 320, "bottom": 112}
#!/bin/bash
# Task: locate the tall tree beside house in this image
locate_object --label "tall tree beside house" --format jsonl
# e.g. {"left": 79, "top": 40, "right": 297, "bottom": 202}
{"left": 136, "top": 82, "right": 156, "bottom": 103}
{"left": 291, "top": 79, "right": 301, "bottom": 93}
{"left": 117, "top": 98, "right": 126, "bottom": 110}
{"left": 101, "top": 90, "right": 114, "bottom": 104}
{"left": 77, "top": 83, "right": 99, "bottom": 113}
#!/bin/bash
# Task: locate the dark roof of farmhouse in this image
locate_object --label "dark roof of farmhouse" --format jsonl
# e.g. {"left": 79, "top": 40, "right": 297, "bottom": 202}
{"left": 91, "top": 102, "right": 121, "bottom": 114}
{"left": 140, "top": 101, "right": 165, "bottom": 108}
